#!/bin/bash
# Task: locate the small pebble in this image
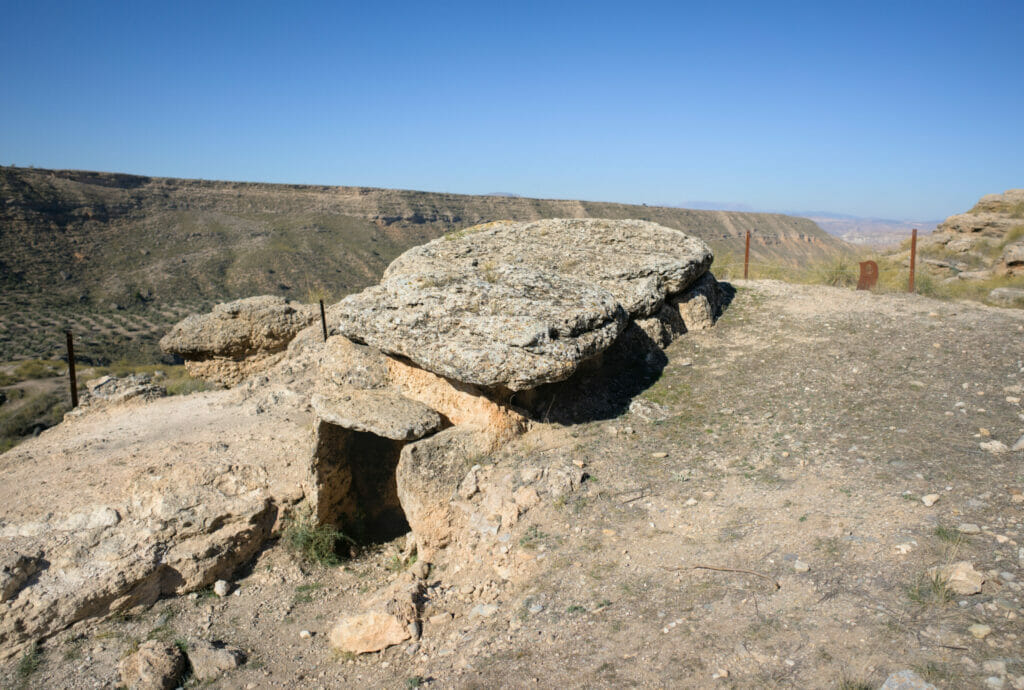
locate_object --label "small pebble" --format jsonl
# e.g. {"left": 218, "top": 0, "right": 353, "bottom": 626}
{"left": 299, "top": 630, "right": 312, "bottom": 639}
{"left": 213, "top": 580, "right": 231, "bottom": 597}
{"left": 793, "top": 560, "right": 810, "bottom": 573}
{"left": 969, "top": 623, "right": 992, "bottom": 639}
{"left": 922, "top": 494, "right": 940, "bottom": 507}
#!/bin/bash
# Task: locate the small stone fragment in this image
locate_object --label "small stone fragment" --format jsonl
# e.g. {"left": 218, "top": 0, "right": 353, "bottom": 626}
{"left": 213, "top": 580, "right": 231, "bottom": 597}
{"left": 186, "top": 640, "right": 245, "bottom": 682}
{"left": 428, "top": 612, "right": 452, "bottom": 626}
{"left": 793, "top": 559, "right": 810, "bottom": 573}
{"left": 513, "top": 486, "right": 540, "bottom": 509}
{"left": 921, "top": 494, "right": 940, "bottom": 507}
{"left": 959, "top": 523, "right": 982, "bottom": 535}
{"left": 1011, "top": 435, "right": 1024, "bottom": 452}
{"left": 983, "top": 660, "right": 1007, "bottom": 675}
{"left": 410, "top": 560, "right": 430, "bottom": 580}
{"left": 981, "top": 440, "right": 1009, "bottom": 454}
{"left": 458, "top": 466, "right": 480, "bottom": 500}
{"left": 650, "top": 452, "right": 668, "bottom": 459}
{"left": 880, "top": 669, "right": 937, "bottom": 690}
{"left": 299, "top": 630, "right": 312, "bottom": 639}
{"left": 969, "top": 623, "right": 992, "bottom": 639}
{"left": 471, "top": 603, "right": 499, "bottom": 617}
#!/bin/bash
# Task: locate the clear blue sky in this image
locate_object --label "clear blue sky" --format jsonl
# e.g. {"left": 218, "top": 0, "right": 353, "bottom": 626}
{"left": 2, "top": 0, "right": 1021, "bottom": 219}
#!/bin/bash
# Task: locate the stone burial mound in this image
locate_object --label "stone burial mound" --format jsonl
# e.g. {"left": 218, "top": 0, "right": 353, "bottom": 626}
{"left": 0, "top": 218, "right": 723, "bottom": 660}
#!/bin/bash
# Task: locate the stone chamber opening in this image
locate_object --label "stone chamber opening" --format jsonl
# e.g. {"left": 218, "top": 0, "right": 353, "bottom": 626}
{"left": 311, "top": 421, "right": 411, "bottom": 545}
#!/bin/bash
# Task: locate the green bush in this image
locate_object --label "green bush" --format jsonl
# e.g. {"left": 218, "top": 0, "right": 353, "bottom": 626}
{"left": 282, "top": 512, "right": 355, "bottom": 566}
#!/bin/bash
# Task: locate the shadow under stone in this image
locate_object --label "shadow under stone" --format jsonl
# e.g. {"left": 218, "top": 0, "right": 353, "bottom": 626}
{"left": 513, "top": 279, "right": 736, "bottom": 426}
{"left": 311, "top": 421, "right": 411, "bottom": 545}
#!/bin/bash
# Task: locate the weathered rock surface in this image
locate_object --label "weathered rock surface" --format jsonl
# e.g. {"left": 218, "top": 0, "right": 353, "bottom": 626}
{"left": 337, "top": 264, "right": 626, "bottom": 391}
{"left": 670, "top": 271, "right": 722, "bottom": 332}
{"left": 916, "top": 190, "right": 1024, "bottom": 295}
{"left": 385, "top": 218, "right": 713, "bottom": 316}
{"left": 77, "top": 373, "right": 166, "bottom": 409}
{"left": 118, "top": 640, "right": 186, "bottom": 690}
{"left": 186, "top": 640, "right": 245, "bottom": 681}
{"left": 160, "top": 296, "right": 317, "bottom": 385}
{"left": 396, "top": 427, "right": 494, "bottom": 551}
{"left": 312, "top": 389, "right": 443, "bottom": 441}
{"left": 997, "top": 242, "right": 1024, "bottom": 276}
{"left": 328, "top": 611, "right": 411, "bottom": 654}
{"left": 0, "top": 390, "right": 309, "bottom": 660}
{"left": 936, "top": 189, "right": 1024, "bottom": 237}
{"left": 335, "top": 219, "right": 713, "bottom": 390}
{"left": 0, "top": 542, "right": 44, "bottom": 602}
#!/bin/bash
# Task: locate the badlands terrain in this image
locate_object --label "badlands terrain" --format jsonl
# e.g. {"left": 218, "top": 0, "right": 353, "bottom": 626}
{"left": 0, "top": 216, "right": 1022, "bottom": 689}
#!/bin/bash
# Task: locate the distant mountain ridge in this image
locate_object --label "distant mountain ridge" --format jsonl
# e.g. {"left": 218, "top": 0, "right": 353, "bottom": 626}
{"left": 674, "top": 201, "right": 938, "bottom": 248}
{"left": 1, "top": 166, "right": 853, "bottom": 306}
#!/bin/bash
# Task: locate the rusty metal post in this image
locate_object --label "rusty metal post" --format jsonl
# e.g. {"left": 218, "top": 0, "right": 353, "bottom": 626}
{"left": 319, "top": 299, "right": 328, "bottom": 342}
{"left": 65, "top": 331, "right": 78, "bottom": 408}
{"left": 908, "top": 228, "right": 917, "bottom": 293}
{"left": 743, "top": 230, "right": 751, "bottom": 279}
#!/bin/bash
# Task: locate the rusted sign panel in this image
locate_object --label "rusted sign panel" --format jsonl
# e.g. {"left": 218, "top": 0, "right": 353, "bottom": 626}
{"left": 857, "top": 260, "right": 878, "bottom": 290}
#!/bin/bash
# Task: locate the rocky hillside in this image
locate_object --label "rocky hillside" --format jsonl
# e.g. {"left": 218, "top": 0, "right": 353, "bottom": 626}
{"left": 900, "top": 189, "right": 1024, "bottom": 309}
{"left": 0, "top": 166, "right": 851, "bottom": 363}
{"left": 918, "top": 189, "right": 1024, "bottom": 279}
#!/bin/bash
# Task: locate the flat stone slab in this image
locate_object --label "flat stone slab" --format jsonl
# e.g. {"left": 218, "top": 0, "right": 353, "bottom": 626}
{"left": 312, "top": 389, "right": 444, "bottom": 440}
{"left": 384, "top": 218, "right": 713, "bottom": 318}
{"left": 336, "top": 264, "right": 626, "bottom": 391}
{"left": 334, "top": 219, "right": 712, "bottom": 390}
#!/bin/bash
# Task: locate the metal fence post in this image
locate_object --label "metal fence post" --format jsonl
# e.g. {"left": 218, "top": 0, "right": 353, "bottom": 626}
{"left": 744, "top": 230, "right": 751, "bottom": 279}
{"left": 908, "top": 228, "right": 917, "bottom": 293}
{"left": 65, "top": 331, "right": 78, "bottom": 408}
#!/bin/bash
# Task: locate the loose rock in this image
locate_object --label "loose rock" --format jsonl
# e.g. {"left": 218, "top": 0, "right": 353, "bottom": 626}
{"left": 118, "top": 640, "right": 186, "bottom": 690}
{"left": 880, "top": 669, "right": 937, "bottom": 690}
{"left": 186, "top": 640, "right": 245, "bottom": 681}
{"left": 329, "top": 612, "right": 411, "bottom": 655}
{"left": 929, "top": 561, "right": 985, "bottom": 595}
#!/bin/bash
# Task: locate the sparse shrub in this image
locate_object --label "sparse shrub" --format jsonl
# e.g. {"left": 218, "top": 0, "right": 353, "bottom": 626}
{"left": 804, "top": 257, "right": 858, "bottom": 287}
{"left": 907, "top": 572, "right": 953, "bottom": 607}
{"left": 16, "top": 641, "right": 41, "bottom": 679}
{"left": 838, "top": 680, "right": 872, "bottom": 690}
{"left": 282, "top": 511, "right": 355, "bottom": 566}
{"left": 12, "top": 359, "right": 63, "bottom": 381}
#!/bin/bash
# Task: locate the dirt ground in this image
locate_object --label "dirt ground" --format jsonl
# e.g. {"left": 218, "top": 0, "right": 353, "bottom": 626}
{"left": 2, "top": 279, "right": 1023, "bottom": 689}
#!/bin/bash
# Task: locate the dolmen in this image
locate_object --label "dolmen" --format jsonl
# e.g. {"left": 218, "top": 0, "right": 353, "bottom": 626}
{"left": 305, "top": 218, "right": 721, "bottom": 553}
